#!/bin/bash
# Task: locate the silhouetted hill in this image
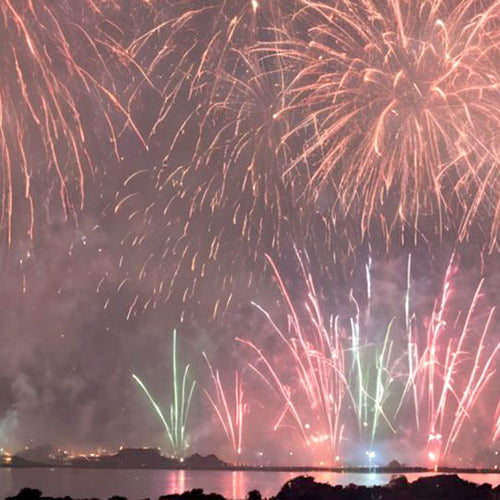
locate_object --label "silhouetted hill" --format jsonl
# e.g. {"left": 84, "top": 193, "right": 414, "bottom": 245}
{"left": 183, "top": 454, "right": 227, "bottom": 469}
{"left": 67, "top": 448, "right": 177, "bottom": 469}
{"left": 101, "top": 448, "right": 178, "bottom": 468}
{"left": 58, "top": 449, "right": 228, "bottom": 470}
{"left": 16, "top": 445, "right": 55, "bottom": 465}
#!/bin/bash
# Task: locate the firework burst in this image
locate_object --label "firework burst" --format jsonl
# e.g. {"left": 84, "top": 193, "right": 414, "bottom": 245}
{"left": 277, "top": 0, "right": 500, "bottom": 242}
{"left": 0, "top": 0, "right": 146, "bottom": 245}
{"left": 107, "top": 0, "right": 500, "bottom": 327}
{"left": 111, "top": 17, "right": 306, "bottom": 321}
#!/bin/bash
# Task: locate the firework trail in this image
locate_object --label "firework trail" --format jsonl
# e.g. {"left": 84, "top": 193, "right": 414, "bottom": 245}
{"left": 400, "top": 254, "right": 499, "bottom": 464}
{"left": 238, "top": 250, "right": 349, "bottom": 460}
{"left": 274, "top": 0, "right": 500, "bottom": 243}
{"left": 133, "top": 330, "right": 196, "bottom": 457}
{"left": 494, "top": 402, "right": 500, "bottom": 442}
{"left": 203, "top": 353, "right": 246, "bottom": 459}
{"left": 244, "top": 250, "right": 406, "bottom": 460}
{"left": 235, "top": 248, "right": 499, "bottom": 464}
{"left": 347, "top": 315, "right": 399, "bottom": 449}
{"left": 0, "top": 0, "right": 147, "bottom": 246}
{"left": 128, "top": 0, "right": 290, "bottom": 123}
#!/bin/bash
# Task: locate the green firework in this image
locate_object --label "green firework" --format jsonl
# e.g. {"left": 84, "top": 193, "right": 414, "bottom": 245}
{"left": 133, "top": 329, "right": 196, "bottom": 457}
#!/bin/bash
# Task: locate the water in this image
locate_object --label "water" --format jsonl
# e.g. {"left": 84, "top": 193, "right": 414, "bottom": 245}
{"left": 1, "top": 469, "right": 500, "bottom": 500}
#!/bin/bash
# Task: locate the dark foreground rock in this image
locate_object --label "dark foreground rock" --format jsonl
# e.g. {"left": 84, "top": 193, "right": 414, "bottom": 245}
{"left": 5, "top": 474, "right": 500, "bottom": 500}
{"left": 5, "top": 488, "right": 225, "bottom": 500}
{"left": 274, "top": 474, "right": 499, "bottom": 500}
{"left": 159, "top": 488, "right": 225, "bottom": 500}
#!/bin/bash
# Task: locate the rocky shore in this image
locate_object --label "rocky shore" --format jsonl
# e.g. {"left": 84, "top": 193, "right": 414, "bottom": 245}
{"left": 6, "top": 474, "right": 500, "bottom": 500}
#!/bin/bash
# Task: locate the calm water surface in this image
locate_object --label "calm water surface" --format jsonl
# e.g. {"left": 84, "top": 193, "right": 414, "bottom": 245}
{"left": 1, "top": 469, "right": 500, "bottom": 500}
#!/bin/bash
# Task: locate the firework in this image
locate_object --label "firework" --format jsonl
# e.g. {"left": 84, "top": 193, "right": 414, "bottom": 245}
{"left": 275, "top": 0, "right": 500, "bottom": 242}
{"left": 348, "top": 316, "right": 399, "bottom": 448}
{"left": 0, "top": 0, "right": 146, "bottom": 245}
{"left": 107, "top": 0, "right": 500, "bottom": 329}
{"left": 128, "top": 0, "right": 289, "bottom": 117}
{"left": 111, "top": 9, "right": 306, "bottom": 322}
{"left": 400, "top": 254, "right": 499, "bottom": 464}
{"left": 238, "top": 250, "right": 348, "bottom": 460}
{"left": 237, "top": 249, "right": 499, "bottom": 464}
{"left": 203, "top": 354, "right": 246, "bottom": 459}
{"left": 133, "top": 329, "right": 196, "bottom": 457}
{"left": 494, "top": 402, "right": 500, "bottom": 442}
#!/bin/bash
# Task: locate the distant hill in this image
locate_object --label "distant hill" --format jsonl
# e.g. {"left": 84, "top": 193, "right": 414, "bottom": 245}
{"left": 15, "top": 445, "right": 55, "bottom": 465}
{"left": 183, "top": 453, "right": 227, "bottom": 469}
{"left": 65, "top": 448, "right": 228, "bottom": 470}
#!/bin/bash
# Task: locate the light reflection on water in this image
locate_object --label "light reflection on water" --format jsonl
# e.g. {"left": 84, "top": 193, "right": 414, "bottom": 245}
{"left": 1, "top": 469, "right": 500, "bottom": 500}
